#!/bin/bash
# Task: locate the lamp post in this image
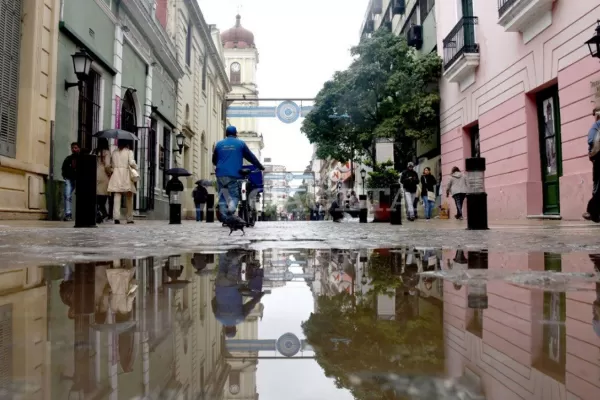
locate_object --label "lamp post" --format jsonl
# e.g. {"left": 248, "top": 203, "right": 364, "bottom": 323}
{"left": 586, "top": 20, "right": 600, "bottom": 60}
{"left": 65, "top": 50, "right": 96, "bottom": 228}
{"left": 360, "top": 168, "right": 366, "bottom": 195}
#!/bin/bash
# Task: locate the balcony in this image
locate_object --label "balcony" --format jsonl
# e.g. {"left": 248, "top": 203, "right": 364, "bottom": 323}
{"left": 498, "top": 0, "right": 555, "bottom": 43}
{"left": 443, "top": 17, "right": 479, "bottom": 89}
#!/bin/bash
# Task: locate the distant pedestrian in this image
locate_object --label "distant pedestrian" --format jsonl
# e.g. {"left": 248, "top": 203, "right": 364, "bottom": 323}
{"left": 329, "top": 193, "right": 344, "bottom": 222}
{"left": 584, "top": 107, "right": 600, "bottom": 222}
{"left": 192, "top": 182, "right": 208, "bottom": 222}
{"left": 446, "top": 166, "right": 468, "bottom": 220}
{"left": 61, "top": 142, "right": 81, "bottom": 221}
{"left": 420, "top": 167, "right": 437, "bottom": 220}
{"left": 400, "top": 162, "right": 419, "bottom": 221}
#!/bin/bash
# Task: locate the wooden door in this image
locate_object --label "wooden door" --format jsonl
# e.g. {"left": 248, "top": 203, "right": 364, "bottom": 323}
{"left": 537, "top": 86, "right": 562, "bottom": 215}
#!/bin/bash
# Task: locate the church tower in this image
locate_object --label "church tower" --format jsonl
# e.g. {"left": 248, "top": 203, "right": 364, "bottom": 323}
{"left": 221, "top": 15, "right": 259, "bottom": 135}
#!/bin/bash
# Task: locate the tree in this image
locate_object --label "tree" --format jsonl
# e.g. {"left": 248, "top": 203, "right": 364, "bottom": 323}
{"left": 302, "top": 292, "right": 445, "bottom": 400}
{"left": 262, "top": 204, "right": 278, "bottom": 221}
{"left": 302, "top": 30, "right": 442, "bottom": 164}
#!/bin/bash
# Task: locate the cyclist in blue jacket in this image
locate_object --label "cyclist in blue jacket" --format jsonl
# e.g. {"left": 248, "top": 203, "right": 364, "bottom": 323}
{"left": 212, "top": 126, "right": 264, "bottom": 223}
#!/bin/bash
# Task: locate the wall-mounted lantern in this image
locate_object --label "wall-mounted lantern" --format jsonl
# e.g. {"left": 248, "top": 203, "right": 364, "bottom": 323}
{"left": 65, "top": 50, "right": 94, "bottom": 91}
{"left": 586, "top": 20, "right": 600, "bottom": 60}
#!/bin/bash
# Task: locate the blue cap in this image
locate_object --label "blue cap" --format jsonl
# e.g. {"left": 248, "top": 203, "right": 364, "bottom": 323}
{"left": 226, "top": 126, "right": 237, "bottom": 136}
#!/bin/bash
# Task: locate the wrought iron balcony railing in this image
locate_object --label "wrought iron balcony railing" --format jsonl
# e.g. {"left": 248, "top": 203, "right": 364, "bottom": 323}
{"left": 498, "top": 0, "right": 518, "bottom": 17}
{"left": 442, "top": 16, "right": 479, "bottom": 70}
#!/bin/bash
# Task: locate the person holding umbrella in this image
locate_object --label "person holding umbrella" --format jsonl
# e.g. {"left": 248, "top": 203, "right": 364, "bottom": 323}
{"left": 192, "top": 180, "right": 209, "bottom": 222}
{"left": 107, "top": 139, "right": 138, "bottom": 224}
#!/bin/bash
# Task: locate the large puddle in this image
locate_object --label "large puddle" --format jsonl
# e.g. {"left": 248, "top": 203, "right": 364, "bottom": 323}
{"left": 1, "top": 248, "right": 599, "bottom": 399}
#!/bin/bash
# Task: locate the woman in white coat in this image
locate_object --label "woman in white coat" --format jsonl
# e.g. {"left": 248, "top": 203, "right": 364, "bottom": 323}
{"left": 108, "top": 140, "right": 138, "bottom": 224}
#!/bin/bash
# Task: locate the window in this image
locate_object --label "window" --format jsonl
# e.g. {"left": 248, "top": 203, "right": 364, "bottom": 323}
{"left": 201, "top": 54, "right": 208, "bottom": 92}
{"left": 162, "top": 128, "right": 171, "bottom": 189}
{"left": 420, "top": 0, "right": 435, "bottom": 21}
{"left": 230, "top": 62, "right": 241, "bottom": 84}
{"left": 470, "top": 124, "right": 480, "bottom": 158}
{"left": 0, "top": 0, "right": 22, "bottom": 158}
{"left": 79, "top": 69, "right": 102, "bottom": 152}
{"left": 185, "top": 22, "right": 192, "bottom": 66}
{"left": 400, "top": 5, "right": 419, "bottom": 34}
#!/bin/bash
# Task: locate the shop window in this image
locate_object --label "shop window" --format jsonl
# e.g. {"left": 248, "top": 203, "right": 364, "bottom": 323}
{"left": 470, "top": 124, "right": 480, "bottom": 158}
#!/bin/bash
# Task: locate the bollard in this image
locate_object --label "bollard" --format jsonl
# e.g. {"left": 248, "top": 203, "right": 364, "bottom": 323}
{"left": 467, "top": 250, "right": 489, "bottom": 309}
{"left": 74, "top": 154, "right": 97, "bottom": 228}
{"left": 390, "top": 183, "right": 402, "bottom": 225}
{"left": 166, "top": 176, "right": 184, "bottom": 224}
{"left": 465, "top": 157, "right": 488, "bottom": 230}
{"left": 359, "top": 194, "right": 368, "bottom": 223}
{"left": 206, "top": 193, "right": 215, "bottom": 223}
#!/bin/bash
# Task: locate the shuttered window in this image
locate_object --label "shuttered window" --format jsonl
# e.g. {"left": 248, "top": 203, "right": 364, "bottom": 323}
{"left": 0, "top": 304, "right": 13, "bottom": 389}
{"left": 0, "top": 0, "right": 22, "bottom": 158}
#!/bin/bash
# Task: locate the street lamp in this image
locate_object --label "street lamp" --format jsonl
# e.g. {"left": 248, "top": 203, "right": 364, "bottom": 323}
{"left": 360, "top": 168, "right": 367, "bottom": 195}
{"left": 65, "top": 50, "right": 94, "bottom": 91}
{"left": 175, "top": 132, "right": 185, "bottom": 154}
{"left": 586, "top": 20, "right": 600, "bottom": 59}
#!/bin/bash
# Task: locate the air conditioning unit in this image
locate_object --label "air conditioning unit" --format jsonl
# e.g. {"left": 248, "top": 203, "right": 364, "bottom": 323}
{"left": 407, "top": 25, "right": 423, "bottom": 50}
{"left": 392, "top": 0, "right": 405, "bottom": 15}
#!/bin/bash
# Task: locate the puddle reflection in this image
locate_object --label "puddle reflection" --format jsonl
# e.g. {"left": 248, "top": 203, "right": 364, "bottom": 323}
{"left": 0, "top": 248, "right": 598, "bottom": 399}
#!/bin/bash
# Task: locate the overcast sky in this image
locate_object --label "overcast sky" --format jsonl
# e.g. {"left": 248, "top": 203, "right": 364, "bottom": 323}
{"left": 198, "top": 0, "right": 368, "bottom": 172}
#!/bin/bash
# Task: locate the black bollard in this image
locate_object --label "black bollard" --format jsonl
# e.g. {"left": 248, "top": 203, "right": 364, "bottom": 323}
{"left": 467, "top": 250, "right": 489, "bottom": 309}
{"left": 465, "top": 158, "right": 488, "bottom": 230}
{"left": 206, "top": 193, "right": 215, "bottom": 223}
{"left": 74, "top": 154, "right": 97, "bottom": 228}
{"left": 166, "top": 177, "right": 183, "bottom": 224}
{"left": 390, "top": 184, "right": 402, "bottom": 225}
{"left": 359, "top": 194, "right": 368, "bottom": 223}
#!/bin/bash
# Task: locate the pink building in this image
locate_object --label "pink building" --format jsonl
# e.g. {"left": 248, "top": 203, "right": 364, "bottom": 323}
{"left": 437, "top": 0, "right": 600, "bottom": 220}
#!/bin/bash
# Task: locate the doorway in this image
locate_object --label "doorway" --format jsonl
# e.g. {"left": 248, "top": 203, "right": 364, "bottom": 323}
{"left": 537, "top": 86, "right": 562, "bottom": 215}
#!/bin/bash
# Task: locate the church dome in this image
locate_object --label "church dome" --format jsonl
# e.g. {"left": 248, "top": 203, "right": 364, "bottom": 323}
{"left": 221, "top": 15, "right": 255, "bottom": 49}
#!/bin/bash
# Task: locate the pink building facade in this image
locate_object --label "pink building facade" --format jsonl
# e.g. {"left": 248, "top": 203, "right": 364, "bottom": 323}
{"left": 437, "top": 0, "right": 600, "bottom": 220}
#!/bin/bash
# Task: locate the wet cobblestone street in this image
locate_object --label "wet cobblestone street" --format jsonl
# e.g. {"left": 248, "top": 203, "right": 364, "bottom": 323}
{"left": 1, "top": 219, "right": 600, "bottom": 265}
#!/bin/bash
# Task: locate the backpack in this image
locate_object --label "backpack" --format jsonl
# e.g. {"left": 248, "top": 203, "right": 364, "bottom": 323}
{"left": 591, "top": 125, "right": 600, "bottom": 159}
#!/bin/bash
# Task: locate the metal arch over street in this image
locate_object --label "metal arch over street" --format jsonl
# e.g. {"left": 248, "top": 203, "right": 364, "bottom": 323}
{"left": 224, "top": 97, "right": 316, "bottom": 124}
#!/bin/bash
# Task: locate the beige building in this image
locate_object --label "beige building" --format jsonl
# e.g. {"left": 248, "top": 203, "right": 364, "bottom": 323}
{"left": 164, "top": 0, "right": 231, "bottom": 219}
{"left": 0, "top": 0, "right": 60, "bottom": 219}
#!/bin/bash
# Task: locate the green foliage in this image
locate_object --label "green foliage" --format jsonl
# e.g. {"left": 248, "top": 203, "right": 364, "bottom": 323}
{"left": 285, "top": 183, "right": 311, "bottom": 215}
{"left": 364, "top": 160, "right": 400, "bottom": 190}
{"left": 301, "top": 291, "right": 445, "bottom": 400}
{"left": 302, "top": 30, "right": 442, "bottom": 163}
{"left": 262, "top": 204, "right": 278, "bottom": 221}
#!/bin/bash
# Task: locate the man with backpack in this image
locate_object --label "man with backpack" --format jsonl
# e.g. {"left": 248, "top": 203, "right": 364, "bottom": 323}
{"left": 400, "top": 162, "right": 419, "bottom": 221}
{"left": 192, "top": 182, "right": 208, "bottom": 222}
{"left": 584, "top": 107, "right": 600, "bottom": 222}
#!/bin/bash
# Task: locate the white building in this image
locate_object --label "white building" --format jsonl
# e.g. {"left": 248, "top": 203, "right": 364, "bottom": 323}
{"left": 222, "top": 15, "right": 260, "bottom": 136}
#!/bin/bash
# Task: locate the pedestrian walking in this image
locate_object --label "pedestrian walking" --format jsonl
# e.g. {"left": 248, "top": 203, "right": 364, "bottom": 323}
{"left": 446, "top": 166, "right": 468, "bottom": 220}
{"left": 93, "top": 138, "right": 112, "bottom": 223}
{"left": 107, "top": 140, "right": 138, "bottom": 224}
{"left": 400, "top": 162, "right": 419, "bottom": 221}
{"left": 192, "top": 181, "right": 208, "bottom": 222}
{"left": 61, "top": 142, "right": 81, "bottom": 221}
{"left": 420, "top": 167, "right": 437, "bottom": 220}
{"left": 583, "top": 107, "right": 600, "bottom": 222}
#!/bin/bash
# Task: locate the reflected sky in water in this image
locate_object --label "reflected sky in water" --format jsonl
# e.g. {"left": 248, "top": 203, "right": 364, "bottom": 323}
{"left": 0, "top": 247, "right": 599, "bottom": 399}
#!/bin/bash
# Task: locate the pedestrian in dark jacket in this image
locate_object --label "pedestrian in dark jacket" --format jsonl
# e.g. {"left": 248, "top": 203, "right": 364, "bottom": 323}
{"left": 420, "top": 167, "right": 438, "bottom": 220}
{"left": 192, "top": 183, "right": 209, "bottom": 222}
{"left": 329, "top": 192, "right": 345, "bottom": 222}
{"left": 61, "top": 142, "right": 81, "bottom": 221}
{"left": 400, "top": 162, "right": 419, "bottom": 221}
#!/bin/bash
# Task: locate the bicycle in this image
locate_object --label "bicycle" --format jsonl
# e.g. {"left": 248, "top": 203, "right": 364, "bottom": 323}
{"left": 238, "top": 168, "right": 262, "bottom": 227}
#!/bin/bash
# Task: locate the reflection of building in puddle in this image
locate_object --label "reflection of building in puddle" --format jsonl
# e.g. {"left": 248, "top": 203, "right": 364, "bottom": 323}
{"left": 0, "top": 265, "right": 47, "bottom": 397}
{"left": 442, "top": 251, "right": 600, "bottom": 399}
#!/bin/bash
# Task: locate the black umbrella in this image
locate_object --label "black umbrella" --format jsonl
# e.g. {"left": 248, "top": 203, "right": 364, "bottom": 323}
{"left": 94, "top": 129, "right": 138, "bottom": 141}
{"left": 166, "top": 167, "right": 192, "bottom": 177}
{"left": 195, "top": 179, "right": 213, "bottom": 186}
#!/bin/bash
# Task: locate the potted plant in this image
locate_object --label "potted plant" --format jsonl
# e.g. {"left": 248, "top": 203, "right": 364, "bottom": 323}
{"left": 365, "top": 161, "right": 400, "bottom": 222}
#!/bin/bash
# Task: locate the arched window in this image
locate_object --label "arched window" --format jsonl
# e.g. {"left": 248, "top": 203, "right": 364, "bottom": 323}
{"left": 121, "top": 89, "right": 137, "bottom": 135}
{"left": 230, "top": 62, "right": 241, "bottom": 84}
